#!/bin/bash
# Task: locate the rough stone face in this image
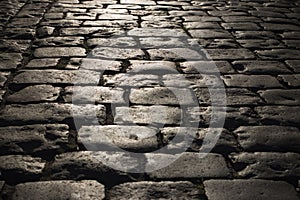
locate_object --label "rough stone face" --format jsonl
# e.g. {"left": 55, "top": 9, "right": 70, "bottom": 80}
{"left": 279, "top": 74, "right": 300, "bottom": 87}
{"left": 47, "top": 151, "right": 140, "bottom": 184}
{"left": 104, "top": 74, "right": 160, "bottom": 87}
{"left": 147, "top": 152, "right": 231, "bottom": 179}
{"left": 232, "top": 61, "right": 291, "bottom": 74}
{"left": 78, "top": 125, "right": 159, "bottom": 151}
{"left": 12, "top": 180, "right": 105, "bottom": 200}
{"left": 68, "top": 58, "right": 122, "bottom": 72}
{"left": 129, "top": 87, "right": 195, "bottom": 105}
{"left": 258, "top": 89, "right": 300, "bottom": 105}
{"left": 0, "top": 103, "right": 106, "bottom": 126}
{"left": 114, "top": 106, "right": 182, "bottom": 125}
{"left": 230, "top": 152, "right": 300, "bottom": 178}
{"left": 34, "top": 47, "right": 86, "bottom": 57}
{"left": 256, "top": 49, "right": 300, "bottom": 59}
{"left": 127, "top": 28, "right": 186, "bottom": 37}
{"left": 255, "top": 106, "right": 300, "bottom": 125}
{"left": 204, "top": 179, "right": 299, "bottom": 200}
{"left": 222, "top": 75, "right": 283, "bottom": 88}
{"left": 12, "top": 70, "right": 100, "bottom": 85}
{"left": 7, "top": 85, "right": 61, "bottom": 103}
{"left": 147, "top": 48, "right": 204, "bottom": 60}
{"left": 0, "top": 53, "right": 23, "bottom": 69}
{"left": 64, "top": 86, "right": 125, "bottom": 104}
{"left": 33, "top": 37, "right": 85, "bottom": 47}
{"left": 109, "top": 181, "right": 202, "bottom": 200}
{"left": 0, "top": 39, "right": 31, "bottom": 53}
{"left": 285, "top": 60, "right": 300, "bottom": 73}
{"left": 0, "top": 72, "right": 10, "bottom": 87}
{"left": 188, "top": 29, "right": 232, "bottom": 39}
{"left": 235, "top": 126, "right": 300, "bottom": 152}
{"left": 128, "top": 60, "right": 177, "bottom": 74}
{"left": 25, "top": 58, "right": 60, "bottom": 69}
{"left": 91, "top": 47, "right": 145, "bottom": 59}
{"left": 0, "top": 155, "right": 46, "bottom": 184}
{"left": 87, "top": 37, "right": 137, "bottom": 47}
{"left": 206, "top": 49, "right": 255, "bottom": 60}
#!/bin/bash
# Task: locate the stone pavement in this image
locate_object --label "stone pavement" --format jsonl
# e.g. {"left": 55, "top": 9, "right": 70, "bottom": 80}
{"left": 0, "top": 0, "right": 300, "bottom": 199}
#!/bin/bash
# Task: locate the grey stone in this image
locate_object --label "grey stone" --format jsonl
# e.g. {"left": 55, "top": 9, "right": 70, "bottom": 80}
{"left": 87, "top": 37, "right": 137, "bottom": 47}
{"left": 0, "top": 39, "right": 31, "bottom": 53}
{"left": 147, "top": 48, "right": 204, "bottom": 60}
{"left": 12, "top": 70, "right": 100, "bottom": 85}
{"left": 286, "top": 60, "right": 300, "bottom": 73}
{"left": 222, "top": 75, "right": 283, "bottom": 88}
{"left": 114, "top": 105, "right": 182, "bottom": 125}
{"left": 258, "top": 89, "right": 300, "bottom": 105}
{"left": 221, "top": 22, "right": 260, "bottom": 30}
{"left": 232, "top": 61, "right": 291, "bottom": 74}
{"left": 204, "top": 179, "right": 299, "bottom": 200}
{"left": 91, "top": 47, "right": 145, "bottom": 59}
{"left": 255, "top": 106, "right": 300, "bottom": 125}
{"left": 233, "top": 31, "right": 277, "bottom": 39}
{"left": 139, "top": 37, "right": 186, "bottom": 48}
{"left": 7, "top": 85, "right": 61, "bottom": 103}
{"left": 129, "top": 87, "right": 195, "bottom": 105}
{"left": 0, "top": 53, "right": 23, "bottom": 69}
{"left": 0, "top": 103, "right": 106, "bottom": 125}
{"left": 256, "top": 49, "right": 300, "bottom": 60}
{"left": 33, "top": 37, "right": 84, "bottom": 47}
{"left": 206, "top": 49, "right": 255, "bottom": 60}
{"left": 12, "top": 180, "right": 105, "bottom": 200}
{"left": 64, "top": 86, "right": 125, "bottom": 104}
{"left": 36, "top": 26, "right": 55, "bottom": 38}
{"left": 0, "top": 155, "right": 45, "bottom": 184}
{"left": 128, "top": 60, "right": 177, "bottom": 74}
{"left": 235, "top": 126, "right": 300, "bottom": 152}
{"left": 180, "top": 61, "right": 235, "bottom": 74}
{"left": 109, "top": 181, "right": 202, "bottom": 200}
{"left": 104, "top": 74, "right": 160, "bottom": 87}
{"left": 34, "top": 47, "right": 86, "bottom": 57}
{"left": 78, "top": 125, "right": 158, "bottom": 151}
{"left": 25, "top": 58, "right": 60, "bottom": 68}
{"left": 230, "top": 152, "right": 300, "bottom": 179}
{"left": 147, "top": 152, "right": 231, "bottom": 178}
{"left": 237, "top": 39, "right": 284, "bottom": 49}
{"left": 0, "top": 124, "right": 69, "bottom": 155}
{"left": 69, "top": 58, "right": 122, "bottom": 72}
{"left": 279, "top": 74, "right": 300, "bottom": 87}
{"left": 0, "top": 72, "right": 10, "bottom": 87}
{"left": 189, "top": 29, "right": 232, "bottom": 39}
{"left": 127, "top": 28, "right": 186, "bottom": 37}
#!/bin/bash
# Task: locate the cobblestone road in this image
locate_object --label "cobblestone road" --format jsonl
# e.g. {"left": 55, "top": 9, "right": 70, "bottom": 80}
{"left": 0, "top": 0, "right": 300, "bottom": 199}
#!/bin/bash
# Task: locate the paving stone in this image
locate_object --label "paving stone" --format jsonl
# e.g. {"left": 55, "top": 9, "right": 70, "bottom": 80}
{"left": 12, "top": 70, "right": 100, "bottom": 85}
{"left": 183, "top": 16, "right": 221, "bottom": 22}
{"left": 91, "top": 47, "right": 145, "bottom": 60}
{"left": 256, "top": 49, "right": 300, "bottom": 59}
{"left": 279, "top": 74, "right": 300, "bottom": 87}
{"left": 280, "top": 31, "right": 300, "bottom": 39}
{"left": 78, "top": 125, "right": 158, "bottom": 152}
{"left": 224, "top": 107, "right": 260, "bottom": 128}
{"left": 0, "top": 124, "right": 69, "bottom": 155}
{"left": 127, "top": 28, "right": 186, "bottom": 37}
{"left": 44, "top": 13, "right": 64, "bottom": 19}
{"left": 60, "top": 27, "right": 124, "bottom": 36}
{"left": 0, "top": 53, "right": 23, "bottom": 69}
{"left": 128, "top": 60, "right": 177, "bottom": 74}
{"left": 255, "top": 106, "right": 300, "bottom": 125}
{"left": 258, "top": 89, "right": 300, "bottom": 105}
{"left": 83, "top": 20, "right": 138, "bottom": 28}
{"left": 0, "top": 39, "right": 31, "bottom": 53}
{"left": 235, "top": 126, "right": 300, "bottom": 152}
{"left": 121, "top": 0, "right": 156, "bottom": 5}
{"left": 188, "top": 29, "right": 232, "bottom": 39}
{"left": 25, "top": 58, "right": 60, "bottom": 68}
{"left": 204, "top": 179, "right": 299, "bottom": 200}
{"left": 283, "top": 40, "right": 300, "bottom": 49}
{"left": 183, "top": 22, "right": 222, "bottom": 29}
{"left": 7, "top": 85, "right": 60, "bottom": 103}
{"left": 69, "top": 58, "right": 122, "bottom": 72}
{"left": 64, "top": 86, "right": 125, "bottom": 104}
{"left": 221, "top": 16, "right": 262, "bottom": 23}
{"left": 114, "top": 105, "right": 182, "bottom": 125}
{"left": 98, "top": 14, "right": 137, "bottom": 20}
{"left": 40, "top": 19, "right": 83, "bottom": 27}
{"left": 87, "top": 37, "right": 137, "bottom": 47}
{"left": 2, "top": 28, "right": 35, "bottom": 39}
{"left": 261, "top": 23, "right": 300, "bottom": 31}
{"left": 34, "top": 47, "right": 86, "bottom": 57}
{"left": 33, "top": 36, "right": 85, "bottom": 47}
{"left": 206, "top": 49, "right": 255, "bottom": 60}
{"left": 221, "top": 22, "right": 260, "bottom": 30}
{"left": 139, "top": 37, "right": 186, "bottom": 48}
{"left": 147, "top": 48, "right": 204, "bottom": 61}
{"left": 8, "top": 17, "right": 41, "bottom": 28}
{"left": 47, "top": 151, "right": 139, "bottom": 183}
{"left": 233, "top": 31, "right": 278, "bottom": 39}
{"left": 196, "top": 38, "right": 239, "bottom": 48}
{"left": 0, "top": 155, "right": 45, "bottom": 184}
{"left": 222, "top": 75, "right": 283, "bottom": 88}
{"left": 12, "top": 180, "right": 105, "bottom": 200}
{"left": 237, "top": 39, "right": 284, "bottom": 49}
{"left": 180, "top": 61, "right": 232, "bottom": 74}
{"left": 0, "top": 103, "right": 106, "bottom": 125}
{"left": 104, "top": 74, "right": 160, "bottom": 87}
{"left": 286, "top": 60, "right": 300, "bottom": 73}
{"left": 161, "top": 127, "right": 238, "bottom": 153}
{"left": 230, "top": 152, "right": 300, "bottom": 179}
{"left": 147, "top": 152, "right": 231, "bottom": 178}
{"left": 66, "top": 12, "right": 97, "bottom": 20}
{"left": 109, "top": 181, "right": 202, "bottom": 200}
{"left": 232, "top": 61, "right": 291, "bottom": 74}
{"left": 129, "top": 87, "right": 195, "bottom": 105}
